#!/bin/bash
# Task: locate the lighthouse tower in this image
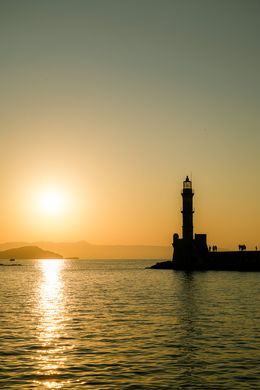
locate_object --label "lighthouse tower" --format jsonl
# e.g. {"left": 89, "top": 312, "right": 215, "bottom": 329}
{"left": 172, "top": 176, "right": 208, "bottom": 269}
{"left": 181, "top": 176, "right": 194, "bottom": 241}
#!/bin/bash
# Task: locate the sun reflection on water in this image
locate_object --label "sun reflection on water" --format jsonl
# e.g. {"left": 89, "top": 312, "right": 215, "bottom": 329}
{"left": 34, "top": 259, "right": 70, "bottom": 389}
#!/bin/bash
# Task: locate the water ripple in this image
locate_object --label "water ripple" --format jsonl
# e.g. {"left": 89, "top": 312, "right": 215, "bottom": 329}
{"left": 0, "top": 260, "right": 260, "bottom": 389}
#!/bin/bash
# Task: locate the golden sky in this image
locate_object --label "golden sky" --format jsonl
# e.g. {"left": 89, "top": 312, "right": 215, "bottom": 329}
{"left": 1, "top": 0, "right": 260, "bottom": 249}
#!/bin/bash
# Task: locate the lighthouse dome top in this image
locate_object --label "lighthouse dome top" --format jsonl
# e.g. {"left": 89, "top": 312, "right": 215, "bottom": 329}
{"left": 183, "top": 176, "right": 192, "bottom": 189}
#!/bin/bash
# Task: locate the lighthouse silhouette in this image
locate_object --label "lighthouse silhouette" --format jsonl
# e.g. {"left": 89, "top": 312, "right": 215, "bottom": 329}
{"left": 172, "top": 176, "right": 208, "bottom": 269}
{"left": 151, "top": 176, "right": 260, "bottom": 270}
{"left": 182, "top": 176, "right": 194, "bottom": 242}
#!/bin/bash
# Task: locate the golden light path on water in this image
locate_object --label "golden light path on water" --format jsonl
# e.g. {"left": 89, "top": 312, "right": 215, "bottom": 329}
{"left": 34, "top": 259, "right": 70, "bottom": 389}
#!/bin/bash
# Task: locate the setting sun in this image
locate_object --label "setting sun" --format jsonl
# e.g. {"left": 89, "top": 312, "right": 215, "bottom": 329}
{"left": 40, "top": 191, "right": 65, "bottom": 216}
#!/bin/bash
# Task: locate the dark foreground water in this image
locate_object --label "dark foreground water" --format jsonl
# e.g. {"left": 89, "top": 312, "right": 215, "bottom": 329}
{"left": 0, "top": 259, "right": 260, "bottom": 389}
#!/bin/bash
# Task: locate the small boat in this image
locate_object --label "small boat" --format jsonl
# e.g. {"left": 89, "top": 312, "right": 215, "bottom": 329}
{"left": 9, "top": 258, "right": 15, "bottom": 262}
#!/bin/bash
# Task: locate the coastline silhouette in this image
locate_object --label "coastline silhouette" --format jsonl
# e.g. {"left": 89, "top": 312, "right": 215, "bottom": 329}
{"left": 151, "top": 177, "right": 260, "bottom": 271}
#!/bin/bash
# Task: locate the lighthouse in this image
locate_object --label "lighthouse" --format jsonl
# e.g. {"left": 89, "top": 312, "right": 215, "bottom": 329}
{"left": 152, "top": 176, "right": 260, "bottom": 270}
{"left": 181, "top": 176, "right": 194, "bottom": 241}
{"left": 172, "top": 176, "right": 208, "bottom": 269}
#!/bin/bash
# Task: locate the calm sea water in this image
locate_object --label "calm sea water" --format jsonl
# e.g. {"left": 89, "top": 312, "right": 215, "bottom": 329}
{"left": 0, "top": 259, "right": 260, "bottom": 389}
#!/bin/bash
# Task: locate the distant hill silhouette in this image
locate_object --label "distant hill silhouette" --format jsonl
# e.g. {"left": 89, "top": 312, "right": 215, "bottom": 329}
{"left": 0, "top": 246, "right": 63, "bottom": 259}
{"left": 0, "top": 241, "right": 171, "bottom": 260}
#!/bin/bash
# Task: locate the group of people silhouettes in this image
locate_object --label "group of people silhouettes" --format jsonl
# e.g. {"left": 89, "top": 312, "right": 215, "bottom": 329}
{"left": 209, "top": 244, "right": 258, "bottom": 251}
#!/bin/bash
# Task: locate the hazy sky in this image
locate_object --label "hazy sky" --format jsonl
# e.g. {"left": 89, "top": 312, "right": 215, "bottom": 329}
{"left": 1, "top": 0, "right": 260, "bottom": 249}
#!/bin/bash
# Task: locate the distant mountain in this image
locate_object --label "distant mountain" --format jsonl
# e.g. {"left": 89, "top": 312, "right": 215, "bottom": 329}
{"left": 0, "top": 241, "right": 172, "bottom": 260}
{"left": 34, "top": 241, "right": 172, "bottom": 260}
{"left": 0, "top": 242, "right": 28, "bottom": 251}
{"left": 0, "top": 246, "right": 63, "bottom": 259}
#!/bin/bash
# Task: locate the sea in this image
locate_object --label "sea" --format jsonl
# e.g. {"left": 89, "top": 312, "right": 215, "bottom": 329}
{"left": 0, "top": 259, "right": 260, "bottom": 389}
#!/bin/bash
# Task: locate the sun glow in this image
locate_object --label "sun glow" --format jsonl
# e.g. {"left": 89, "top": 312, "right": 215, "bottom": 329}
{"left": 40, "top": 191, "right": 65, "bottom": 215}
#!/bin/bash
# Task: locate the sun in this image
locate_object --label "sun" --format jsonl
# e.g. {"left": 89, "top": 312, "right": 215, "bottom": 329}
{"left": 40, "top": 191, "right": 65, "bottom": 216}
